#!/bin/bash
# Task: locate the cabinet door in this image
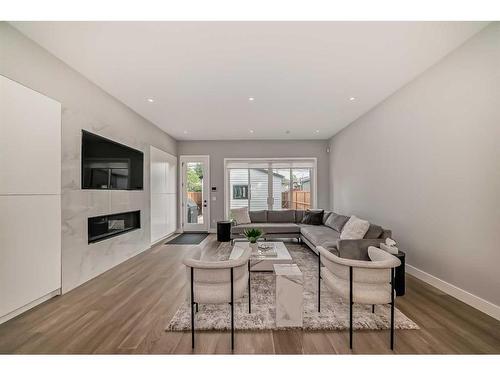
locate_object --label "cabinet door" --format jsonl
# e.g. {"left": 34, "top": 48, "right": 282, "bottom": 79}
{"left": 0, "top": 195, "right": 61, "bottom": 318}
{"left": 0, "top": 76, "right": 61, "bottom": 195}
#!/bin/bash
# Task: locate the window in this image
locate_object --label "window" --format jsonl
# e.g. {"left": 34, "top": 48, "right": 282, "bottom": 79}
{"left": 225, "top": 159, "right": 317, "bottom": 217}
{"left": 233, "top": 184, "right": 248, "bottom": 199}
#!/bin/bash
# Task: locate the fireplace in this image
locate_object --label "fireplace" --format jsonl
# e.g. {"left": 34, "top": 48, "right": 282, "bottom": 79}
{"left": 88, "top": 210, "right": 141, "bottom": 244}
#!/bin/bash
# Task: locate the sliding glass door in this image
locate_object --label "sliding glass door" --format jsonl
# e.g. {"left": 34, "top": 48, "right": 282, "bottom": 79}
{"left": 226, "top": 159, "right": 316, "bottom": 217}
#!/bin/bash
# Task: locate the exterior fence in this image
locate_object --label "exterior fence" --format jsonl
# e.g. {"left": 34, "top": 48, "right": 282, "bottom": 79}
{"left": 282, "top": 190, "right": 311, "bottom": 210}
{"left": 187, "top": 191, "right": 202, "bottom": 209}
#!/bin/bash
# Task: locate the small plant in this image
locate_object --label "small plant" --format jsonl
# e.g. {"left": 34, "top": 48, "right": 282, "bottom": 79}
{"left": 243, "top": 228, "right": 263, "bottom": 244}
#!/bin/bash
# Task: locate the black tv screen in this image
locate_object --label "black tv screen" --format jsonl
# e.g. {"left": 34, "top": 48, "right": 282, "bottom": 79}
{"left": 82, "top": 131, "right": 144, "bottom": 190}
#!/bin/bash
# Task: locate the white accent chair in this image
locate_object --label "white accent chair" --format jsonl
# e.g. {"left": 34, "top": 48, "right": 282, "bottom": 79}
{"left": 183, "top": 246, "right": 252, "bottom": 350}
{"left": 317, "top": 245, "right": 401, "bottom": 350}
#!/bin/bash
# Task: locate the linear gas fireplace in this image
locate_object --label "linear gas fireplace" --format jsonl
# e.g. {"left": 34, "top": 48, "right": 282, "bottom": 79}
{"left": 88, "top": 210, "right": 141, "bottom": 244}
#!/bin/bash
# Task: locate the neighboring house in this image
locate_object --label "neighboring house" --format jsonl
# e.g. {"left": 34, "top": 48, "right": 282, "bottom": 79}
{"left": 298, "top": 177, "right": 310, "bottom": 192}
{"left": 230, "top": 169, "right": 284, "bottom": 211}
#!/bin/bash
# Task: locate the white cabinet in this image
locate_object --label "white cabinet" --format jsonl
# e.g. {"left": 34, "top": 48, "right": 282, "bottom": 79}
{"left": 0, "top": 76, "right": 61, "bottom": 195}
{"left": 0, "top": 76, "right": 61, "bottom": 323}
{"left": 0, "top": 196, "right": 61, "bottom": 319}
{"left": 150, "top": 146, "right": 177, "bottom": 244}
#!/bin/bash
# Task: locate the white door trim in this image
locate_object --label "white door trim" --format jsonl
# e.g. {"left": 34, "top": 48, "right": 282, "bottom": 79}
{"left": 179, "top": 155, "right": 210, "bottom": 232}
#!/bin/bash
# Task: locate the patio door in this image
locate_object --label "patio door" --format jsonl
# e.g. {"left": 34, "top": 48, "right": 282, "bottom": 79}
{"left": 180, "top": 155, "right": 210, "bottom": 232}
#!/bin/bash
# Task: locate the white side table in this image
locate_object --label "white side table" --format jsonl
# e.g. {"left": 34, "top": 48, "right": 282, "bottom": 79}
{"left": 274, "top": 263, "right": 303, "bottom": 328}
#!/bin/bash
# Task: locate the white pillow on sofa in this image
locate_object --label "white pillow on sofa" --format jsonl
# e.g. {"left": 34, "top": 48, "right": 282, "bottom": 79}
{"left": 230, "top": 207, "right": 251, "bottom": 225}
{"left": 340, "top": 215, "right": 370, "bottom": 240}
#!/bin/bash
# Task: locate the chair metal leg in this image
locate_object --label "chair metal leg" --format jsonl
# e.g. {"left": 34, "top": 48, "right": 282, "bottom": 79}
{"left": 390, "top": 267, "right": 395, "bottom": 350}
{"left": 349, "top": 266, "right": 353, "bottom": 350}
{"left": 317, "top": 253, "right": 321, "bottom": 312}
{"left": 372, "top": 304, "right": 375, "bottom": 314}
{"left": 248, "top": 260, "right": 251, "bottom": 314}
{"left": 195, "top": 302, "right": 199, "bottom": 313}
{"left": 230, "top": 267, "right": 234, "bottom": 351}
{"left": 190, "top": 267, "right": 195, "bottom": 349}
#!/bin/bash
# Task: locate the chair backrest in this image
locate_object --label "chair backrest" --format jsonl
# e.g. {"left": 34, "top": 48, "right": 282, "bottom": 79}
{"left": 317, "top": 245, "right": 400, "bottom": 284}
{"left": 183, "top": 246, "right": 252, "bottom": 283}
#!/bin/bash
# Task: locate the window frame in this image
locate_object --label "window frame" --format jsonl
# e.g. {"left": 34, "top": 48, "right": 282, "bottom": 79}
{"left": 224, "top": 158, "right": 317, "bottom": 219}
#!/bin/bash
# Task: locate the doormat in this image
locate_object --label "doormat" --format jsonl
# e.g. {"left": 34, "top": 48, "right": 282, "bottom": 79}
{"left": 165, "top": 233, "right": 209, "bottom": 245}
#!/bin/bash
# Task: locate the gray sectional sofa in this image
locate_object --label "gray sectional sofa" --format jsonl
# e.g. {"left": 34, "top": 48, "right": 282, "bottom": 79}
{"left": 230, "top": 209, "right": 391, "bottom": 261}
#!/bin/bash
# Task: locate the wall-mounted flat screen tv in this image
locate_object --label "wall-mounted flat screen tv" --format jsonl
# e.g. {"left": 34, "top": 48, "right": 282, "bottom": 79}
{"left": 82, "top": 130, "right": 144, "bottom": 190}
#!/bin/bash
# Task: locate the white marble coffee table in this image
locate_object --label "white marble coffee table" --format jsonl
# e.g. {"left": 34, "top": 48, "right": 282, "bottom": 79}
{"left": 229, "top": 241, "right": 293, "bottom": 271}
{"left": 274, "top": 264, "right": 303, "bottom": 328}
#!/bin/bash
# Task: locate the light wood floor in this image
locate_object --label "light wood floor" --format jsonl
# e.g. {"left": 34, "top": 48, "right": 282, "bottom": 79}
{"left": 0, "top": 234, "right": 499, "bottom": 354}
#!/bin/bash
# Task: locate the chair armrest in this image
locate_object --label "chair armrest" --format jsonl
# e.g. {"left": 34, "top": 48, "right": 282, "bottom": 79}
{"left": 336, "top": 238, "right": 385, "bottom": 260}
{"left": 317, "top": 245, "right": 400, "bottom": 269}
{"left": 183, "top": 247, "right": 252, "bottom": 269}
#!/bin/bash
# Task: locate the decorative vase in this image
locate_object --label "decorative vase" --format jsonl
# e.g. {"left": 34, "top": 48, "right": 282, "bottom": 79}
{"left": 249, "top": 242, "right": 259, "bottom": 252}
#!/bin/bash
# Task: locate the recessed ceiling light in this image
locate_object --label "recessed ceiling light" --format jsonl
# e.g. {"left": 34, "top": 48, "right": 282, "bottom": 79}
{"left": 249, "top": 129, "right": 254, "bottom": 133}
{"left": 248, "top": 97, "right": 255, "bottom": 101}
{"left": 183, "top": 130, "right": 188, "bottom": 134}
{"left": 147, "top": 98, "right": 155, "bottom": 103}
{"left": 349, "top": 97, "right": 356, "bottom": 101}
{"left": 315, "top": 130, "right": 320, "bottom": 134}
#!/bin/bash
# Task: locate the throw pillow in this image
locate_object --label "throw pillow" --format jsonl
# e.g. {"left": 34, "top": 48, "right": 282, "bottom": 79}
{"left": 364, "top": 224, "right": 383, "bottom": 239}
{"left": 325, "top": 212, "right": 350, "bottom": 232}
{"left": 230, "top": 207, "right": 251, "bottom": 225}
{"left": 340, "top": 215, "right": 370, "bottom": 240}
{"left": 301, "top": 209, "right": 324, "bottom": 225}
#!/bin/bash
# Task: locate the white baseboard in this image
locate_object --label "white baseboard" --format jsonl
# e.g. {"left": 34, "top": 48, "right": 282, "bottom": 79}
{"left": 406, "top": 264, "right": 500, "bottom": 321}
{"left": 150, "top": 231, "right": 177, "bottom": 247}
{"left": 0, "top": 289, "right": 61, "bottom": 325}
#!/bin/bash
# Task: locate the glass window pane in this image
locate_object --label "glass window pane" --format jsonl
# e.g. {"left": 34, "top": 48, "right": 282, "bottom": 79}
{"left": 292, "top": 168, "right": 311, "bottom": 210}
{"left": 272, "top": 168, "right": 290, "bottom": 210}
{"left": 229, "top": 169, "right": 249, "bottom": 210}
{"left": 249, "top": 168, "right": 269, "bottom": 211}
{"left": 186, "top": 162, "right": 203, "bottom": 224}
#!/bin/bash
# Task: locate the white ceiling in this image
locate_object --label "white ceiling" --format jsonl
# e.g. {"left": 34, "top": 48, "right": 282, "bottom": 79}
{"left": 11, "top": 21, "right": 487, "bottom": 140}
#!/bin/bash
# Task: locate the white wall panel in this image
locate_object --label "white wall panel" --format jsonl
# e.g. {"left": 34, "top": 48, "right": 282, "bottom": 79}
{"left": 150, "top": 146, "right": 177, "bottom": 243}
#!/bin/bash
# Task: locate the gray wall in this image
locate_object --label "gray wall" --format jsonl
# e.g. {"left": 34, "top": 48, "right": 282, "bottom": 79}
{"left": 178, "top": 140, "right": 330, "bottom": 230}
{"left": 329, "top": 23, "right": 500, "bottom": 307}
{"left": 0, "top": 23, "right": 177, "bottom": 292}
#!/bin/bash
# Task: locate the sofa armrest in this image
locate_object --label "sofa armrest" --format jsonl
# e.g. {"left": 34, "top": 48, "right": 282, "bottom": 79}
{"left": 336, "top": 238, "right": 385, "bottom": 261}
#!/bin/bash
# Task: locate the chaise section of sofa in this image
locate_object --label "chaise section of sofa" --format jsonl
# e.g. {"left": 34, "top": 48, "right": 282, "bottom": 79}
{"left": 230, "top": 209, "right": 391, "bottom": 260}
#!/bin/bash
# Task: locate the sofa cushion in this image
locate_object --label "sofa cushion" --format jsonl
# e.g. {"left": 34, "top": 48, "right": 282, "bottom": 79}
{"left": 267, "top": 210, "right": 295, "bottom": 223}
{"left": 300, "top": 225, "right": 340, "bottom": 246}
{"left": 231, "top": 223, "right": 300, "bottom": 234}
{"left": 322, "top": 211, "right": 332, "bottom": 225}
{"left": 230, "top": 207, "right": 251, "bottom": 225}
{"left": 295, "top": 210, "right": 305, "bottom": 223}
{"left": 325, "top": 212, "right": 350, "bottom": 232}
{"left": 301, "top": 209, "right": 324, "bottom": 225}
{"left": 340, "top": 215, "right": 370, "bottom": 240}
{"left": 364, "top": 224, "right": 383, "bottom": 239}
{"left": 249, "top": 210, "right": 267, "bottom": 223}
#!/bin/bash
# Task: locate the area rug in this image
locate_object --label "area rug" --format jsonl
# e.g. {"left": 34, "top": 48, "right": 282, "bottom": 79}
{"left": 165, "top": 233, "right": 209, "bottom": 245}
{"left": 166, "top": 242, "right": 419, "bottom": 331}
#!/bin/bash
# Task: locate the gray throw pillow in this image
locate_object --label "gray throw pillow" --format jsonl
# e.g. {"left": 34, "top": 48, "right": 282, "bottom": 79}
{"left": 364, "top": 224, "right": 383, "bottom": 239}
{"left": 325, "top": 212, "right": 350, "bottom": 232}
{"left": 249, "top": 210, "right": 267, "bottom": 223}
{"left": 301, "top": 209, "right": 324, "bottom": 225}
